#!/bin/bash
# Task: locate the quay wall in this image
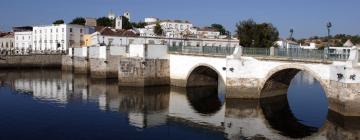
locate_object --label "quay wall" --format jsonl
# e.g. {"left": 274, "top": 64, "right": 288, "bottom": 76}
{"left": 0, "top": 55, "right": 63, "bottom": 69}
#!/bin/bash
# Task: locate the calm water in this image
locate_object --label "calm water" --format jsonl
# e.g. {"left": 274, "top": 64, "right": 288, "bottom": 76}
{"left": 0, "top": 70, "right": 359, "bottom": 140}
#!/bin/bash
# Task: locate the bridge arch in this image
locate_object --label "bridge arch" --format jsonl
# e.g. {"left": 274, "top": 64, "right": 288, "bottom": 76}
{"left": 186, "top": 64, "right": 225, "bottom": 88}
{"left": 260, "top": 64, "right": 328, "bottom": 98}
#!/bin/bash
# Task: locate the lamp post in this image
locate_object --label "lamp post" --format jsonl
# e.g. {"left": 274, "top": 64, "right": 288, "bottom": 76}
{"left": 326, "top": 22, "right": 332, "bottom": 48}
{"left": 325, "top": 22, "right": 332, "bottom": 59}
{"left": 289, "top": 28, "right": 294, "bottom": 40}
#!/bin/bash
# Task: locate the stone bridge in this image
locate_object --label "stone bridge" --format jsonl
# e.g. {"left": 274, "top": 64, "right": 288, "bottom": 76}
{"left": 169, "top": 46, "right": 360, "bottom": 117}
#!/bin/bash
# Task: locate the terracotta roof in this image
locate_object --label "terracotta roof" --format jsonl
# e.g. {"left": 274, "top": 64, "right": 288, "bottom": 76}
{"left": 0, "top": 32, "right": 14, "bottom": 38}
{"left": 98, "top": 27, "right": 139, "bottom": 37}
{"left": 198, "top": 27, "right": 218, "bottom": 32}
{"left": 160, "top": 19, "right": 191, "bottom": 24}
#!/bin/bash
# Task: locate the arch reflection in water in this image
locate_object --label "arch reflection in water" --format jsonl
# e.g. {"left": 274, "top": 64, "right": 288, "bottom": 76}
{"left": 259, "top": 71, "right": 328, "bottom": 138}
{"left": 169, "top": 87, "right": 225, "bottom": 128}
{"left": 186, "top": 86, "right": 223, "bottom": 115}
{"left": 224, "top": 99, "right": 360, "bottom": 140}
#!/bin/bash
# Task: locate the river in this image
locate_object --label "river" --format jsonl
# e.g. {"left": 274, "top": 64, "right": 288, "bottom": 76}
{"left": 0, "top": 70, "right": 358, "bottom": 140}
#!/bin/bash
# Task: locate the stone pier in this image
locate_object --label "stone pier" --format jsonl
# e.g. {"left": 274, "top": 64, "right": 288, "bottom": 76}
{"left": 62, "top": 48, "right": 73, "bottom": 71}
{"left": 118, "top": 44, "right": 170, "bottom": 87}
{"left": 118, "top": 58, "right": 170, "bottom": 86}
{"left": 89, "top": 46, "right": 107, "bottom": 78}
{"left": 73, "top": 47, "right": 89, "bottom": 74}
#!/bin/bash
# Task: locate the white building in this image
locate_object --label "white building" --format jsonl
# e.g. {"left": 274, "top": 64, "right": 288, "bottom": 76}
{"left": 343, "top": 39, "right": 354, "bottom": 47}
{"left": 300, "top": 43, "right": 317, "bottom": 49}
{"left": 32, "top": 24, "right": 95, "bottom": 52}
{"left": 89, "top": 27, "right": 239, "bottom": 48}
{"left": 142, "top": 19, "right": 196, "bottom": 38}
{"left": 275, "top": 39, "right": 300, "bottom": 49}
{"left": 196, "top": 27, "right": 221, "bottom": 39}
{"left": 13, "top": 26, "right": 33, "bottom": 53}
{"left": 0, "top": 32, "right": 14, "bottom": 54}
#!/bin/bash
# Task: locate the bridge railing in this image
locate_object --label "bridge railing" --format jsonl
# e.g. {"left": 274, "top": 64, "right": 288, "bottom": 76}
{"left": 243, "top": 47, "right": 270, "bottom": 56}
{"left": 168, "top": 46, "right": 235, "bottom": 56}
{"left": 169, "top": 46, "right": 351, "bottom": 62}
{"left": 242, "top": 47, "right": 350, "bottom": 61}
{"left": 274, "top": 48, "right": 326, "bottom": 60}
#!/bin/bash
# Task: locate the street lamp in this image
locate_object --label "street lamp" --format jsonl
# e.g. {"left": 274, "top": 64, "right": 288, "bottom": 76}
{"left": 324, "top": 22, "right": 332, "bottom": 59}
{"left": 289, "top": 28, "right": 294, "bottom": 40}
{"left": 326, "top": 22, "right": 332, "bottom": 48}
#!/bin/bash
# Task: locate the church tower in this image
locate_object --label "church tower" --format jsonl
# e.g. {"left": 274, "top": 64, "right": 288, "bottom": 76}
{"left": 123, "top": 11, "right": 131, "bottom": 21}
{"left": 108, "top": 10, "right": 116, "bottom": 20}
{"left": 115, "top": 16, "right": 123, "bottom": 29}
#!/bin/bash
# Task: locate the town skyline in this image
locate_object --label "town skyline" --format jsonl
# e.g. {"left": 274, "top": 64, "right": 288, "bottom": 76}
{"left": 1, "top": 0, "right": 359, "bottom": 39}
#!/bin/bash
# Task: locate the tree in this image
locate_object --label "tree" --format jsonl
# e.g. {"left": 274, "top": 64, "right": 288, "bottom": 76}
{"left": 96, "top": 17, "right": 114, "bottom": 27}
{"left": 211, "top": 24, "right": 228, "bottom": 35}
{"left": 53, "top": 19, "right": 64, "bottom": 25}
{"left": 236, "top": 19, "right": 279, "bottom": 48}
{"left": 70, "top": 17, "right": 86, "bottom": 25}
{"left": 122, "top": 16, "right": 133, "bottom": 30}
{"left": 132, "top": 22, "right": 147, "bottom": 28}
{"left": 154, "top": 22, "right": 163, "bottom": 36}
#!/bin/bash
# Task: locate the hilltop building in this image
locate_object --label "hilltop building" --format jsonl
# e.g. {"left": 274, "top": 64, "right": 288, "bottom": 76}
{"left": 85, "top": 18, "right": 97, "bottom": 27}
{"left": 275, "top": 39, "right": 300, "bottom": 49}
{"left": 343, "top": 39, "right": 354, "bottom": 47}
{"left": 87, "top": 27, "right": 239, "bottom": 48}
{"left": 300, "top": 43, "right": 317, "bottom": 49}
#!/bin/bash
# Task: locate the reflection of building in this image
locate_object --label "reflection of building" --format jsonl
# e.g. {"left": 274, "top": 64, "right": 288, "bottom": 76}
{"left": 107, "top": 87, "right": 170, "bottom": 128}
{"left": 9, "top": 71, "right": 72, "bottom": 104}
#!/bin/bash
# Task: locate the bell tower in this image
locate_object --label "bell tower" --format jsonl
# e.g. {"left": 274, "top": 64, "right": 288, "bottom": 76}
{"left": 115, "top": 16, "right": 123, "bottom": 29}
{"left": 123, "top": 11, "right": 131, "bottom": 21}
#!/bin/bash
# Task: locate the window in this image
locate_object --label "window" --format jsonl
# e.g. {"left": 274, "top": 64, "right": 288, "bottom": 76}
{"left": 70, "top": 28, "right": 73, "bottom": 32}
{"left": 80, "top": 29, "right": 83, "bottom": 33}
{"left": 56, "top": 29, "right": 58, "bottom": 33}
{"left": 62, "top": 28, "right": 64, "bottom": 32}
{"left": 50, "top": 29, "right": 52, "bottom": 33}
{"left": 22, "top": 36, "right": 24, "bottom": 40}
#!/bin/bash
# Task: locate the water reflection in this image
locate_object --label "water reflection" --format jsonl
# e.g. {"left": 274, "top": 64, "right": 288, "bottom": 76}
{"left": 186, "top": 87, "right": 223, "bottom": 115}
{"left": 260, "top": 95, "right": 318, "bottom": 138}
{"left": 0, "top": 70, "right": 359, "bottom": 140}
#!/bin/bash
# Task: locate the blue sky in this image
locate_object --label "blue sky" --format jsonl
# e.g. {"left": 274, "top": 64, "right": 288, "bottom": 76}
{"left": 0, "top": 0, "right": 359, "bottom": 38}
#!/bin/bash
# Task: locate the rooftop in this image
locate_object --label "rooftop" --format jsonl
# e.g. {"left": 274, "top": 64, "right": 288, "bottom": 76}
{"left": 12, "top": 26, "right": 33, "bottom": 32}
{"left": 97, "top": 27, "right": 139, "bottom": 37}
{"left": 0, "top": 32, "right": 14, "bottom": 38}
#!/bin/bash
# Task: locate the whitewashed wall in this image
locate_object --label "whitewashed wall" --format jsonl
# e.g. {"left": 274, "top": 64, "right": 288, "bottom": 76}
{"left": 89, "top": 46, "right": 106, "bottom": 59}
